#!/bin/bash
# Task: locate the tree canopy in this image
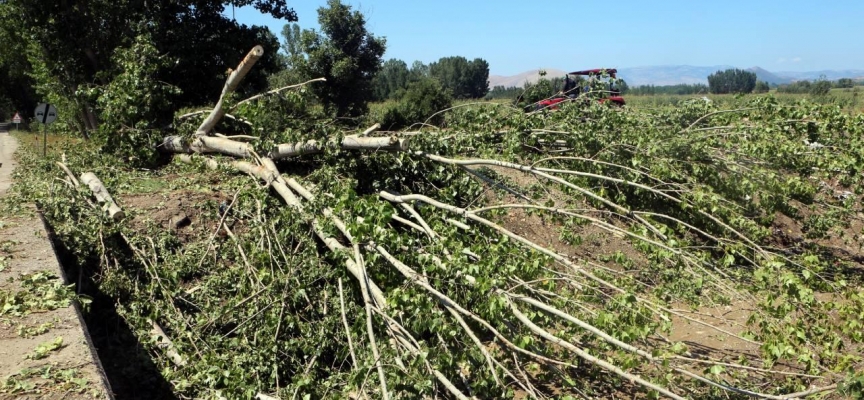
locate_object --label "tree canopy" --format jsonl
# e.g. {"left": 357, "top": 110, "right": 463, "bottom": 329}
{"left": 370, "top": 56, "right": 490, "bottom": 102}
{"left": 0, "top": 0, "right": 295, "bottom": 130}
{"left": 707, "top": 68, "right": 757, "bottom": 94}
{"left": 290, "top": 0, "right": 386, "bottom": 118}
{"left": 373, "top": 59, "right": 411, "bottom": 101}
{"left": 428, "top": 56, "right": 490, "bottom": 99}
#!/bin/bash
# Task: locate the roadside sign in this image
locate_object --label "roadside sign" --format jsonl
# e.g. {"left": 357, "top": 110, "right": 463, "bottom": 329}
{"left": 34, "top": 103, "right": 57, "bottom": 124}
{"left": 34, "top": 102, "right": 58, "bottom": 157}
{"left": 11, "top": 112, "right": 21, "bottom": 124}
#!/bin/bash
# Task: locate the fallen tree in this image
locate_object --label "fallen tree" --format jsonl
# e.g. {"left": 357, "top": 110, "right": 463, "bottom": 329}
{"left": 25, "top": 46, "right": 864, "bottom": 399}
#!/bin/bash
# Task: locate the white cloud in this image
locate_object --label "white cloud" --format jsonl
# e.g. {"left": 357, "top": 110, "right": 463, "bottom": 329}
{"left": 777, "top": 58, "right": 787, "bottom": 63}
{"left": 791, "top": 57, "right": 802, "bottom": 63}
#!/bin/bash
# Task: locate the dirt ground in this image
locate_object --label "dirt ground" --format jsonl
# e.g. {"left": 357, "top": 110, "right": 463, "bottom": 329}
{"left": 0, "top": 131, "right": 110, "bottom": 399}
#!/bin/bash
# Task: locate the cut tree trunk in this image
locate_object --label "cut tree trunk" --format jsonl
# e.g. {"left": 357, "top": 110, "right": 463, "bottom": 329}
{"left": 268, "top": 136, "right": 410, "bottom": 159}
{"left": 80, "top": 172, "right": 124, "bottom": 220}
{"left": 196, "top": 46, "right": 264, "bottom": 136}
{"left": 161, "top": 136, "right": 254, "bottom": 158}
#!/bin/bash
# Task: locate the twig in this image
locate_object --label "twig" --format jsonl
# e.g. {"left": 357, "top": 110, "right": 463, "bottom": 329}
{"left": 503, "top": 296, "right": 687, "bottom": 400}
{"left": 231, "top": 77, "right": 326, "bottom": 111}
{"left": 354, "top": 245, "right": 390, "bottom": 400}
{"left": 339, "top": 278, "right": 359, "bottom": 367}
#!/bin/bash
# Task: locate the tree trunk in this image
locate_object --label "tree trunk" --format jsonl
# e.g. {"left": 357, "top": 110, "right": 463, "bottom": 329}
{"left": 196, "top": 46, "right": 264, "bottom": 136}
{"left": 160, "top": 135, "right": 254, "bottom": 158}
{"left": 80, "top": 172, "right": 124, "bottom": 220}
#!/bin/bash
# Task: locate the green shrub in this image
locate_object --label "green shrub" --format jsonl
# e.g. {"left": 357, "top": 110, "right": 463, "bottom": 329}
{"left": 93, "top": 34, "right": 179, "bottom": 166}
{"left": 379, "top": 78, "right": 452, "bottom": 130}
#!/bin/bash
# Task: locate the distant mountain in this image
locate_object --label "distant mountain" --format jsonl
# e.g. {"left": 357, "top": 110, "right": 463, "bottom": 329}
{"left": 775, "top": 69, "right": 864, "bottom": 81}
{"left": 489, "top": 65, "right": 864, "bottom": 88}
{"left": 488, "top": 69, "right": 566, "bottom": 88}
{"left": 616, "top": 65, "right": 733, "bottom": 86}
{"left": 746, "top": 66, "right": 793, "bottom": 85}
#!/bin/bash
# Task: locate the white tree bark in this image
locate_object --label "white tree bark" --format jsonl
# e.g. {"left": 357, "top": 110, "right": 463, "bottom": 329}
{"left": 268, "top": 136, "right": 410, "bottom": 159}
{"left": 149, "top": 319, "right": 186, "bottom": 367}
{"left": 80, "top": 172, "right": 124, "bottom": 220}
{"left": 161, "top": 135, "right": 254, "bottom": 158}
{"left": 196, "top": 46, "right": 264, "bottom": 136}
{"left": 268, "top": 140, "right": 323, "bottom": 158}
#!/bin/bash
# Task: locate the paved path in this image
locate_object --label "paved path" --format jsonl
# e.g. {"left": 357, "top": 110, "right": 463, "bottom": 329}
{"left": 0, "top": 130, "right": 111, "bottom": 399}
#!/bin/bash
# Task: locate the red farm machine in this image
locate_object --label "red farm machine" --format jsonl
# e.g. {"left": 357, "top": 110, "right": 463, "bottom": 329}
{"left": 534, "top": 68, "right": 625, "bottom": 111}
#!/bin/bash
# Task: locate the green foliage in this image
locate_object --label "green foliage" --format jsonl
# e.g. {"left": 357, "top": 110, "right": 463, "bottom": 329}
{"left": 280, "top": 23, "right": 302, "bottom": 60}
{"left": 835, "top": 78, "right": 857, "bottom": 89}
{"left": 291, "top": 0, "right": 386, "bottom": 118}
{"left": 777, "top": 80, "right": 813, "bottom": 94}
{"left": 0, "top": 0, "right": 293, "bottom": 132}
{"left": 0, "top": 5, "right": 37, "bottom": 120}
{"left": 514, "top": 74, "right": 564, "bottom": 108}
{"left": 754, "top": 80, "right": 771, "bottom": 93}
{"left": 708, "top": 68, "right": 757, "bottom": 94}
{"left": 25, "top": 337, "right": 65, "bottom": 360}
{"left": 628, "top": 83, "right": 709, "bottom": 96}
{"left": 486, "top": 85, "right": 523, "bottom": 100}
{"left": 810, "top": 77, "right": 832, "bottom": 96}
{"left": 10, "top": 83, "right": 864, "bottom": 399}
{"left": 17, "top": 321, "right": 55, "bottom": 338}
{"left": 840, "top": 371, "right": 864, "bottom": 399}
{"left": 1, "top": 272, "right": 77, "bottom": 317}
{"left": 378, "top": 78, "right": 453, "bottom": 129}
{"left": 373, "top": 56, "right": 490, "bottom": 102}
{"left": 2, "top": 364, "right": 96, "bottom": 397}
{"left": 91, "top": 34, "right": 179, "bottom": 166}
{"left": 372, "top": 58, "right": 411, "bottom": 101}
{"left": 428, "top": 56, "right": 490, "bottom": 99}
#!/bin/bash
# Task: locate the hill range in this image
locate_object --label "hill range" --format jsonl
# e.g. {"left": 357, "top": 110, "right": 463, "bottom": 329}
{"left": 489, "top": 66, "right": 864, "bottom": 88}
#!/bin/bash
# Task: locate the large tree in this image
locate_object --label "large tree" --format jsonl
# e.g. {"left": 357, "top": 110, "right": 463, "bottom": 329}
{"left": 0, "top": 5, "right": 36, "bottom": 120}
{"left": 0, "top": 0, "right": 295, "bottom": 131}
{"left": 428, "top": 56, "right": 490, "bottom": 99}
{"left": 372, "top": 59, "right": 410, "bottom": 101}
{"left": 707, "top": 68, "right": 757, "bottom": 94}
{"left": 291, "top": 0, "right": 386, "bottom": 118}
{"left": 281, "top": 23, "right": 303, "bottom": 61}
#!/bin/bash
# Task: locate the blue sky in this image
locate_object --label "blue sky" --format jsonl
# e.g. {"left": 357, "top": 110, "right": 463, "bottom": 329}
{"left": 229, "top": 1, "right": 864, "bottom": 76}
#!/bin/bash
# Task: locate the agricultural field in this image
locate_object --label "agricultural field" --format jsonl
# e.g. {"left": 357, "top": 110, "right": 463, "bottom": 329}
{"left": 623, "top": 88, "right": 862, "bottom": 113}
{"left": 4, "top": 61, "right": 864, "bottom": 399}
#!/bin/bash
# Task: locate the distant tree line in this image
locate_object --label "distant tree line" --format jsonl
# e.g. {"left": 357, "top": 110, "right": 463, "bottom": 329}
{"left": 431, "top": 68, "right": 863, "bottom": 107}
{"left": 708, "top": 69, "right": 757, "bottom": 94}
{"left": 834, "top": 78, "right": 859, "bottom": 89}
{"left": 627, "top": 83, "right": 708, "bottom": 95}
{"left": 776, "top": 79, "right": 832, "bottom": 96}
{"left": 372, "top": 56, "right": 489, "bottom": 101}
{"left": 706, "top": 69, "right": 862, "bottom": 96}
{"left": 486, "top": 85, "right": 523, "bottom": 100}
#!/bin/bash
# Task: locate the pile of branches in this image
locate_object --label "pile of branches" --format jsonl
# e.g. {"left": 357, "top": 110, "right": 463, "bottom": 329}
{"left": 31, "top": 46, "right": 864, "bottom": 399}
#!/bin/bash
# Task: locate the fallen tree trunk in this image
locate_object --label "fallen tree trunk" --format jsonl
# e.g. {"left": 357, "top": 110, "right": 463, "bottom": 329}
{"left": 149, "top": 319, "right": 186, "bottom": 367}
{"left": 164, "top": 134, "right": 409, "bottom": 160}
{"left": 268, "top": 136, "right": 410, "bottom": 159}
{"left": 80, "top": 172, "right": 124, "bottom": 220}
{"left": 160, "top": 135, "right": 254, "bottom": 158}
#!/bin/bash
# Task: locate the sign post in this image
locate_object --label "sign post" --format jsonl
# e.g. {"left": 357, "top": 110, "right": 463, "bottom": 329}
{"left": 11, "top": 112, "right": 21, "bottom": 131}
{"left": 34, "top": 103, "right": 57, "bottom": 157}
